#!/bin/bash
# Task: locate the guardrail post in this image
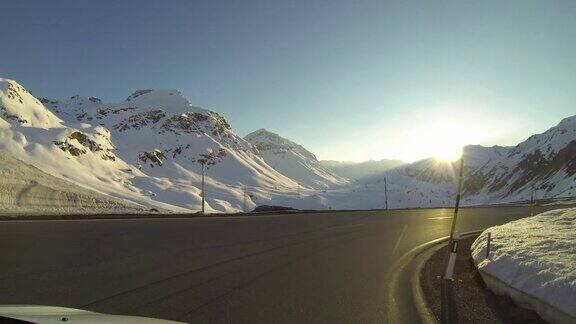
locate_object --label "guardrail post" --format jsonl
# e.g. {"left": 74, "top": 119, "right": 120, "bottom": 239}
{"left": 441, "top": 232, "right": 460, "bottom": 324}
{"left": 444, "top": 233, "right": 460, "bottom": 280}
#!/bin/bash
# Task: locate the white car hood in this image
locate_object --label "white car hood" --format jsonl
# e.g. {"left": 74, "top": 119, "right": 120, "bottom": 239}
{"left": 0, "top": 305, "right": 184, "bottom": 323}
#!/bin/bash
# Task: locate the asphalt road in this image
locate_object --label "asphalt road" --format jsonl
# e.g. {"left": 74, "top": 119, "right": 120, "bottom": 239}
{"left": 0, "top": 205, "right": 566, "bottom": 323}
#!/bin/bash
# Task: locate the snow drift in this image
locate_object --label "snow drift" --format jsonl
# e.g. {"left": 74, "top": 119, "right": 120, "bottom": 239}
{"left": 471, "top": 208, "right": 576, "bottom": 323}
{"left": 0, "top": 152, "right": 142, "bottom": 215}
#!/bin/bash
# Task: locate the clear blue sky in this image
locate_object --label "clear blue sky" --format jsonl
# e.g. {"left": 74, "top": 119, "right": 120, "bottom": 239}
{"left": 2, "top": 0, "right": 575, "bottom": 162}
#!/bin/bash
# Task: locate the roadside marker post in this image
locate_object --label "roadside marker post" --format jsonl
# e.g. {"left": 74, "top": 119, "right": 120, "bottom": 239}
{"left": 441, "top": 155, "right": 465, "bottom": 324}
{"left": 444, "top": 233, "right": 460, "bottom": 279}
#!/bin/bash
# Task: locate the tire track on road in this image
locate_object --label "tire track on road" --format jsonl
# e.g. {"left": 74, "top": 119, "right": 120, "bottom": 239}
{"left": 80, "top": 222, "right": 368, "bottom": 310}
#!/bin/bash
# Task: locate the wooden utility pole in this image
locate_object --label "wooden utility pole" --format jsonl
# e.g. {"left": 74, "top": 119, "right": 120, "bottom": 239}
{"left": 201, "top": 162, "right": 205, "bottom": 214}
{"left": 448, "top": 156, "right": 465, "bottom": 240}
{"left": 384, "top": 176, "right": 388, "bottom": 210}
{"left": 243, "top": 185, "right": 248, "bottom": 213}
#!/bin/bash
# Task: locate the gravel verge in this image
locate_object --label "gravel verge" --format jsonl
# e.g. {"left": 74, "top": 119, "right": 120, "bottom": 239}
{"left": 420, "top": 235, "right": 546, "bottom": 323}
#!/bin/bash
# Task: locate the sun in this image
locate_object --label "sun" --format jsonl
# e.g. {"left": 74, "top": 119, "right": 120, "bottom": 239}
{"left": 397, "top": 118, "right": 478, "bottom": 162}
{"left": 433, "top": 145, "right": 463, "bottom": 162}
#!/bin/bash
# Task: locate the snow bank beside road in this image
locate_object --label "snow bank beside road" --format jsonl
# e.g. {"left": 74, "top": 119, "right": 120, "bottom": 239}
{"left": 471, "top": 208, "right": 576, "bottom": 323}
{"left": 0, "top": 152, "right": 143, "bottom": 215}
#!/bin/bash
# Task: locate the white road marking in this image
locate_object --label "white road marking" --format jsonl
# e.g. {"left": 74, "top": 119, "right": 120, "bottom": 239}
{"left": 392, "top": 224, "right": 408, "bottom": 256}
{"left": 428, "top": 216, "right": 451, "bottom": 220}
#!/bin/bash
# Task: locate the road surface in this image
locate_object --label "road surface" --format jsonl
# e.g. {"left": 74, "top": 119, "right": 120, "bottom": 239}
{"left": 0, "top": 205, "right": 565, "bottom": 323}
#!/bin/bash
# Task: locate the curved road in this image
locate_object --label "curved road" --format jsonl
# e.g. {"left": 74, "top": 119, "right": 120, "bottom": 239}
{"left": 0, "top": 205, "right": 565, "bottom": 323}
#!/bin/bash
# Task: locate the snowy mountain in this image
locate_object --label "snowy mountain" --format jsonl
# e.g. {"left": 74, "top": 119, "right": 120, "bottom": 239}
{"left": 43, "top": 91, "right": 298, "bottom": 187}
{"left": 0, "top": 77, "right": 300, "bottom": 213}
{"left": 1, "top": 76, "right": 574, "bottom": 213}
{"left": 0, "top": 81, "right": 63, "bottom": 128}
{"left": 353, "top": 116, "right": 576, "bottom": 207}
{"left": 244, "top": 129, "right": 348, "bottom": 189}
{"left": 267, "top": 115, "right": 576, "bottom": 210}
{"left": 463, "top": 116, "right": 576, "bottom": 203}
{"left": 44, "top": 89, "right": 307, "bottom": 212}
{"left": 0, "top": 78, "right": 178, "bottom": 212}
{"left": 320, "top": 159, "right": 405, "bottom": 181}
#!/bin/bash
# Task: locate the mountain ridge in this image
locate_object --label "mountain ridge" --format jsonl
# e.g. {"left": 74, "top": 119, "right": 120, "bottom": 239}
{"left": 2, "top": 76, "right": 574, "bottom": 213}
{"left": 244, "top": 128, "right": 348, "bottom": 189}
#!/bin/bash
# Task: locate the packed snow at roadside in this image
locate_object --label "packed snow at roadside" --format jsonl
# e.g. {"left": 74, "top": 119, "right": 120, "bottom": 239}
{"left": 471, "top": 208, "right": 576, "bottom": 319}
{"left": 0, "top": 152, "right": 143, "bottom": 215}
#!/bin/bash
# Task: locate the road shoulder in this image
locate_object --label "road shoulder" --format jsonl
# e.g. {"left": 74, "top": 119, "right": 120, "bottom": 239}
{"left": 419, "top": 235, "right": 546, "bottom": 323}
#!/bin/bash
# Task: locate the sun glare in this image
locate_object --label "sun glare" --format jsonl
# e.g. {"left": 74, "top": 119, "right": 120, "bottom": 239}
{"left": 433, "top": 146, "right": 462, "bottom": 162}
{"left": 425, "top": 120, "right": 471, "bottom": 161}
{"left": 393, "top": 118, "right": 482, "bottom": 162}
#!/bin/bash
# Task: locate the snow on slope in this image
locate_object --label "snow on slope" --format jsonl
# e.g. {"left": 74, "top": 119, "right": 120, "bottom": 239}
{"left": 1, "top": 77, "right": 457, "bottom": 212}
{"left": 244, "top": 129, "right": 348, "bottom": 189}
{"left": 39, "top": 87, "right": 299, "bottom": 212}
{"left": 3, "top": 76, "right": 574, "bottom": 213}
{"left": 280, "top": 113, "right": 576, "bottom": 211}
{"left": 463, "top": 116, "right": 576, "bottom": 204}
{"left": 352, "top": 115, "right": 576, "bottom": 209}
{"left": 0, "top": 80, "right": 62, "bottom": 128}
{"left": 471, "top": 208, "right": 576, "bottom": 322}
{"left": 0, "top": 78, "right": 180, "bottom": 212}
{"left": 462, "top": 144, "right": 511, "bottom": 169}
{"left": 0, "top": 151, "right": 142, "bottom": 214}
{"left": 267, "top": 173, "right": 455, "bottom": 210}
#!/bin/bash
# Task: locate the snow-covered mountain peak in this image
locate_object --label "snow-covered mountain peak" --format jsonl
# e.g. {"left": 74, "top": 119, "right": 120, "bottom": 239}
{"left": 244, "top": 129, "right": 348, "bottom": 189}
{"left": 0, "top": 76, "right": 302, "bottom": 213}
{"left": 245, "top": 128, "right": 316, "bottom": 159}
{"left": 39, "top": 95, "right": 106, "bottom": 121}
{"left": 463, "top": 144, "right": 512, "bottom": 169}
{"left": 511, "top": 114, "right": 576, "bottom": 160}
{"left": 557, "top": 115, "right": 576, "bottom": 129}
{"left": 0, "top": 78, "right": 63, "bottom": 128}
{"left": 40, "top": 89, "right": 239, "bottom": 147}
{"left": 123, "top": 89, "right": 207, "bottom": 115}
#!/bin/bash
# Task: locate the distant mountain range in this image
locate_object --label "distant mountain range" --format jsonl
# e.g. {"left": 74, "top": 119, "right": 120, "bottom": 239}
{"left": 320, "top": 159, "right": 406, "bottom": 181}
{"left": 1, "top": 76, "right": 574, "bottom": 213}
